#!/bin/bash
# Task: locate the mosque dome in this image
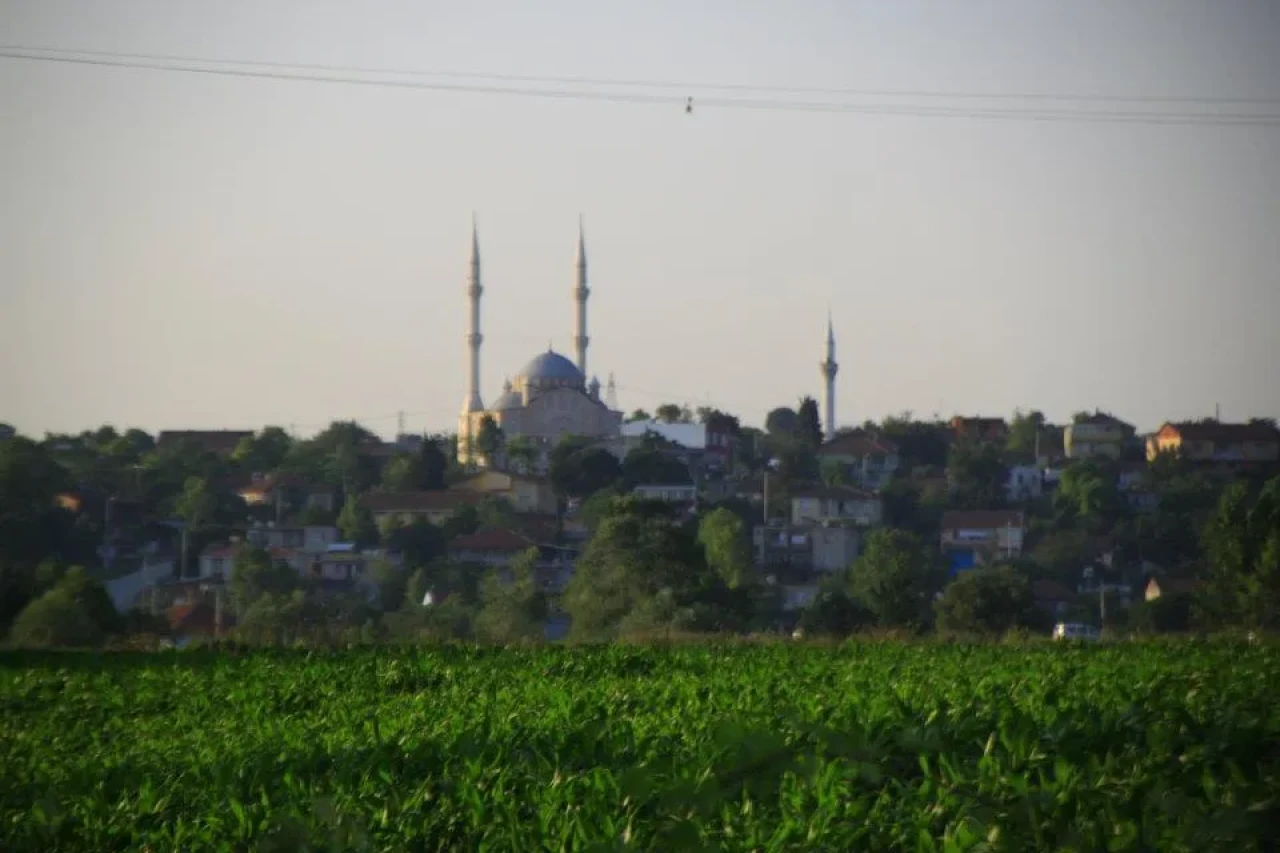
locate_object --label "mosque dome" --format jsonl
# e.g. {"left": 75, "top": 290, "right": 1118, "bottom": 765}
{"left": 517, "top": 349, "right": 584, "bottom": 386}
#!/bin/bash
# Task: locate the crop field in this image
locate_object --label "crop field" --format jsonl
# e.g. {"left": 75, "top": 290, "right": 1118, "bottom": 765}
{"left": 2, "top": 642, "right": 1278, "bottom": 852}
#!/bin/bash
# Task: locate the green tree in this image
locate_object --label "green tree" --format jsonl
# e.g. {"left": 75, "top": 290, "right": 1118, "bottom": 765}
{"left": 477, "top": 496, "right": 517, "bottom": 530}
{"left": 1198, "top": 477, "right": 1280, "bottom": 630}
{"left": 505, "top": 435, "right": 538, "bottom": 473}
{"left": 232, "top": 426, "right": 293, "bottom": 472}
{"left": 1054, "top": 460, "right": 1125, "bottom": 528}
{"left": 849, "top": 529, "right": 941, "bottom": 629}
{"left": 764, "top": 407, "right": 798, "bottom": 438}
{"left": 549, "top": 437, "right": 622, "bottom": 500}
{"left": 1007, "top": 409, "right": 1046, "bottom": 455}
{"left": 934, "top": 565, "right": 1043, "bottom": 635}
{"left": 563, "top": 503, "right": 708, "bottom": 640}
{"left": 621, "top": 447, "right": 691, "bottom": 488}
{"left": 697, "top": 507, "right": 753, "bottom": 589}
{"left": 625, "top": 409, "right": 651, "bottom": 423}
{"left": 793, "top": 396, "right": 823, "bottom": 449}
{"left": 947, "top": 442, "right": 1008, "bottom": 509}
{"left": 654, "top": 403, "right": 692, "bottom": 424}
{"left": 228, "top": 547, "right": 298, "bottom": 616}
{"left": 798, "top": 583, "right": 872, "bottom": 637}
{"left": 337, "top": 494, "right": 378, "bottom": 546}
{"left": 385, "top": 518, "right": 448, "bottom": 567}
{"left": 368, "top": 558, "right": 410, "bottom": 612}
{"left": 474, "top": 548, "right": 548, "bottom": 644}
{"left": 9, "top": 567, "right": 120, "bottom": 647}
{"left": 475, "top": 415, "right": 504, "bottom": 459}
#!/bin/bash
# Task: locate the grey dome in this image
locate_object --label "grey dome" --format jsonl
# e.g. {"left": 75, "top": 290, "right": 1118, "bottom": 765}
{"left": 492, "top": 390, "right": 523, "bottom": 410}
{"left": 518, "top": 350, "right": 584, "bottom": 384}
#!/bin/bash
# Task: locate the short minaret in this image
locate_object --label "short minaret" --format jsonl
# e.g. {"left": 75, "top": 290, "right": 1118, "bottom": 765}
{"left": 820, "top": 312, "right": 839, "bottom": 437}
{"left": 461, "top": 217, "right": 484, "bottom": 415}
{"left": 573, "top": 217, "right": 590, "bottom": 377}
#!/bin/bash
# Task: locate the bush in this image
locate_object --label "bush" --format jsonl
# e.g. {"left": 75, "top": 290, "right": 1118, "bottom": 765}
{"left": 935, "top": 565, "right": 1043, "bottom": 636}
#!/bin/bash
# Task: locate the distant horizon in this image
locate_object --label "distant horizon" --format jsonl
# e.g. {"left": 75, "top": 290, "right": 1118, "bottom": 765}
{"left": 8, "top": 402, "right": 1275, "bottom": 445}
{"left": 4, "top": 0, "right": 1278, "bottom": 439}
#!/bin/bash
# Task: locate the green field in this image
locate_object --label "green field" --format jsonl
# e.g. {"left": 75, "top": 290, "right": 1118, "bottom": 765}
{"left": 2, "top": 642, "right": 1278, "bottom": 851}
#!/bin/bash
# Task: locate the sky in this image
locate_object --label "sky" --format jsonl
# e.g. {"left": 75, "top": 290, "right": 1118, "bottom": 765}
{"left": 2, "top": 0, "right": 1278, "bottom": 439}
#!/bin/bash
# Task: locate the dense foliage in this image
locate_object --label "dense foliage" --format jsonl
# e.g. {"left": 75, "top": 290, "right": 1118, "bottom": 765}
{"left": 2, "top": 642, "right": 1277, "bottom": 851}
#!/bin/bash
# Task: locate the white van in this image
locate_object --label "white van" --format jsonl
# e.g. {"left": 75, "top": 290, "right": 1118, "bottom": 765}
{"left": 1053, "top": 622, "right": 1100, "bottom": 642}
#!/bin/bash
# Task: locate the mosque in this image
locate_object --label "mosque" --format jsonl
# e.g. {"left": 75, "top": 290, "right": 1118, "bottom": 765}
{"left": 456, "top": 219, "right": 622, "bottom": 467}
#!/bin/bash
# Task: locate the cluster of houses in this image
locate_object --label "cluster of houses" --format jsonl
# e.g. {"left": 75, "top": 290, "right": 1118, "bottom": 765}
{"left": 105, "top": 413, "right": 1279, "bottom": 640}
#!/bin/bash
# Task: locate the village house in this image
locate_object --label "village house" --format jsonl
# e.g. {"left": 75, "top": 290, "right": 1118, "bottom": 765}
{"left": 940, "top": 509, "right": 1026, "bottom": 572}
{"left": 361, "top": 490, "right": 485, "bottom": 527}
{"left": 949, "top": 416, "right": 1009, "bottom": 444}
{"left": 1146, "top": 421, "right": 1280, "bottom": 467}
{"left": 1064, "top": 412, "right": 1136, "bottom": 460}
{"left": 790, "top": 486, "right": 883, "bottom": 527}
{"left": 816, "top": 433, "right": 900, "bottom": 490}
{"left": 451, "top": 471, "right": 558, "bottom": 515}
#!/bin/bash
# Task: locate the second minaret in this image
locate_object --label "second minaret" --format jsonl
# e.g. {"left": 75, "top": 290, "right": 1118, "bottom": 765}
{"left": 573, "top": 218, "right": 590, "bottom": 377}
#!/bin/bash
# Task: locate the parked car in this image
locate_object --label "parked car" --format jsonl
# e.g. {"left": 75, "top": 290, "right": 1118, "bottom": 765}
{"left": 1053, "top": 622, "right": 1100, "bottom": 642}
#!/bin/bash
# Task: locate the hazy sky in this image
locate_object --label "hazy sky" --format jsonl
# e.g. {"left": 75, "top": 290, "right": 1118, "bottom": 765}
{"left": 2, "top": 0, "right": 1278, "bottom": 439}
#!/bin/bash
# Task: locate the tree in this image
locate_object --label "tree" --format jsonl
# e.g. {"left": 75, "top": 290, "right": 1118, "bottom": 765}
{"left": 563, "top": 503, "right": 709, "bottom": 640}
{"left": 381, "top": 455, "right": 422, "bottom": 492}
{"left": 1007, "top": 409, "right": 1046, "bottom": 455}
{"left": 9, "top": 567, "right": 120, "bottom": 647}
{"left": 477, "top": 496, "right": 517, "bottom": 530}
{"left": 385, "top": 518, "right": 448, "bottom": 568}
{"left": 849, "top": 529, "right": 941, "bottom": 629}
{"left": 228, "top": 547, "right": 298, "bottom": 615}
{"left": 549, "top": 437, "right": 622, "bottom": 500}
{"left": 0, "top": 437, "right": 68, "bottom": 567}
{"left": 621, "top": 447, "right": 691, "bottom": 488}
{"left": 1055, "top": 460, "right": 1125, "bottom": 529}
{"left": 697, "top": 508, "right": 753, "bottom": 589}
{"left": 505, "top": 435, "right": 538, "bottom": 473}
{"left": 368, "top": 558, "right": 410, "bottom": 612}
{"left": 474, "top": 548, "right": 548, "bottom": 644}
{"left": 1198, "top": 477, "right": 1280, "bottom": 630}
{"left": 878, "top": 414, "right": 950, "bottom": 470}
{"left": 475, "top": 415, "right": 504, "bottom": 459}
{"left": 232, "top": 426, "right": 293, "bottom": 472}
{"left": 798, "top": 583, "right": 872, "bottom": 637}
{"left": 625, "top": 409, "right": 651, "bottom": 423}
{"left": 654, "top": 404, "right": 691, "bottom": 424}
{"left": 765, "top": 407, "right": 798, "bottom": 438}
{"left": 794, "top": 396, "right": 823, "bottom": 449}
{"left": 947, "top": 442, "right": 1008, "bottom": 509}
{"left": 934, "top": 565, "right": 1042, "bottom": 635}
{"left": 337, "top": 494, "right": 377, "bottom": 547}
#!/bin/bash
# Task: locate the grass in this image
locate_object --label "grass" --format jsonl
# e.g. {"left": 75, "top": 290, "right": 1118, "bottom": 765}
{"left": 1, "top": 641, "right": 1277, "bottom": 851}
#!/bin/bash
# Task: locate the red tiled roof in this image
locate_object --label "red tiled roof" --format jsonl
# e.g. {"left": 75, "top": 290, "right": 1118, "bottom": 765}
{"left": 941, "top": 510, "right": 1026, "bottom": 530}
{"left": 449, "top": 528, "right": 537, "bottom": 553}
{"left": 1159, "top": 422, "right": 1280, "bottom": 444}
{"left": 362, "top": 491, "right": 485, "bottom": 512}
{"left": 818, "top": 433, "right": 899, "bottom": 457}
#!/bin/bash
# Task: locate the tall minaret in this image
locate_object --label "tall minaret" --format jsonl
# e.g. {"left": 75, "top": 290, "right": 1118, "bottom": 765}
{"left": 573, "top": 217, "right": 590, "bottom": 376}
{"left": 820, "top": 311, "right": 839, "bottom": 437}
{"left": 461, "top": 216, "right": 484, "bottom": 415}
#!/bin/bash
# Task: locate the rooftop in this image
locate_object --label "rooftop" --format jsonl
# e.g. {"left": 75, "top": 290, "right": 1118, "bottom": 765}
{"left": 941, "top": 509, "right": 1026, "bottom": 530}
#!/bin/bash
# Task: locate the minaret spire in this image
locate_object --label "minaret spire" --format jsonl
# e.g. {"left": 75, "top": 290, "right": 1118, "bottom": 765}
{"left": 573, "top": 216, "right": 590, "bottom": 376}
{"left": 820, "top": 310, "right": 838, "bottom": 437}
{"left": 461, "top": 215, "right": 484, "bottom": 415}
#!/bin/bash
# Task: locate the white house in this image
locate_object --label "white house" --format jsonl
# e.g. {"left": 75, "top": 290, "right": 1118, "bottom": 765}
{"left": 245, "top": 524, "right": 339, "bottom": 554}
{"left": 940, "top": 510, "right": 1026, "bottom": 569}
{"left": 790, "top": 487, "right": 883, "bottom": 527}
{"left": 1004, "top": 465, "right": 1043, "bottom": 502}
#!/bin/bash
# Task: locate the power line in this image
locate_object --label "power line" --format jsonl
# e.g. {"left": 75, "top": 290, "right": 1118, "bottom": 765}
{"left": 5, "top": 42, "right": 1277, "bottom": 107}
{"left": 2, "top": 47, "right": 1278, "bottom": 127}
